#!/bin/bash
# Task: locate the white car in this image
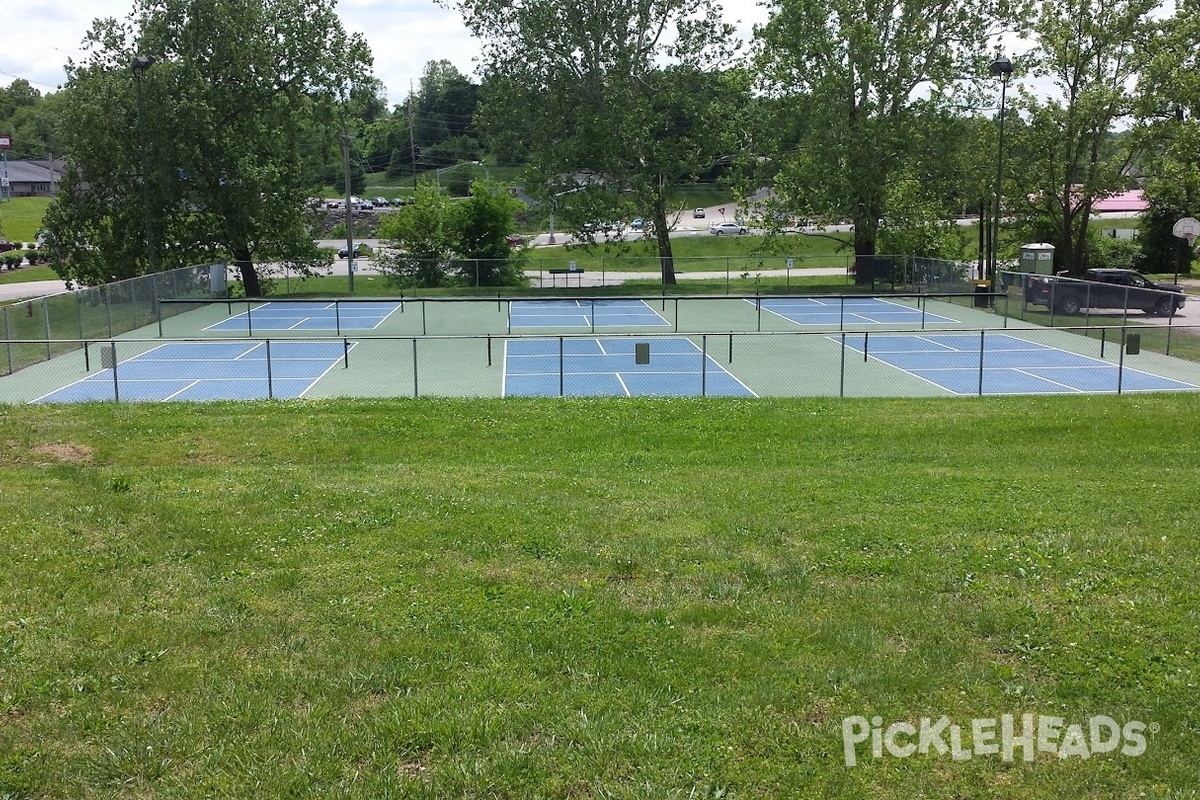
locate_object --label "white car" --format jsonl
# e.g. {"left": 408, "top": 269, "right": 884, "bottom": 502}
{"left": 709, "top": 222, "right": 748, "bottom": 235}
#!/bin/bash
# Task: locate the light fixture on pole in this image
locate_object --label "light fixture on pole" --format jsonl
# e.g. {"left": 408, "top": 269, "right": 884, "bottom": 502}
{"left": 131, "top": 54, "right": 157, "bottom": 271}
{"left": 989, "top": 54, "right": 1013, "bottom": 283}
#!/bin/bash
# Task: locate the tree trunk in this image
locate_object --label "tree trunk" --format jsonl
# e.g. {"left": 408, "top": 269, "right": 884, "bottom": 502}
{"left": 234, "top": 246, "right": 262, "bottom": 297}
{"left": 652, "top": 198, "right": 676, "bottom": 285}
{"left": 852, "top": 219, "right": 877, "bottom": 286}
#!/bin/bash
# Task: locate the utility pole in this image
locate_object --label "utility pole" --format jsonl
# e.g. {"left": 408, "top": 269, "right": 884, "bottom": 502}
{"left": 342, "top": 131, "right": 355, "bottom": 293}
{"left": 132, "top": 55, "right": 157, "bottom": 271}
{"left": 408, "top": 81, "right": 418, "bottom": 183}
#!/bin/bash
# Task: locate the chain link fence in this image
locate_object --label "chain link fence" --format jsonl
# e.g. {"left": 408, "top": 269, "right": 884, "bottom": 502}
{"left": 5, "top": 324, "right": 1199, "bottom": 403}
{"left": 2, "top": 264, "right": 225, "bottom": 375}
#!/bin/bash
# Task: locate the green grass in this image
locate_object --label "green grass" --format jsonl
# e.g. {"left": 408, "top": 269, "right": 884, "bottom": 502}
{"left": 523, "top": 233, "right": 856, "bottom": 272}
{"left": 0, "top": 197, "right": 51, "bottom": 244}
{"left": 1, "top": 397, "right": 1199, "bottom": 798}
{"left": 0, "top": 265, "right": 58, "bottom": 285}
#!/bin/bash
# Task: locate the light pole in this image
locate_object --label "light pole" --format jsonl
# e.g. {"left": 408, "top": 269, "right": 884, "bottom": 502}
{"left": 131, "top": 54, "right": 156, "bottom": 271}
{"left": 989, "top": 54, "right": 1013, "bottom": 283}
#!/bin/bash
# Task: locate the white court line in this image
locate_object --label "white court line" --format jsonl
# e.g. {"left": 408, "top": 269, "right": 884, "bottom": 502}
{"left": 614, "top": 373, "right": 632, "bottom": 396}
{"left": 163, "top": 380, "right": 203, "bottom": 401}
{"left": 300, "top": 342, "right": 356, "bottom": 397}
{"left": 636, "top": 299, "right": 673, "bottom": 327}
{"left": 1009, "top": 368, "right": 1084, "bottom": 392}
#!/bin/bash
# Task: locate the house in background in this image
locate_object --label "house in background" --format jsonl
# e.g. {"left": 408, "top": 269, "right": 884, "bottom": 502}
{"left": 1092, "top": 188, "right": 1149, "bottom": 214}
{"left": 1, "top": 159, "right": 64, "bottom": 198}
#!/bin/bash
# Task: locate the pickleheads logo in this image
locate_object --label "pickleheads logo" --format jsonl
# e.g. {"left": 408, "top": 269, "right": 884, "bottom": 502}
{"left": 841, "top": 714, "right": 1157, "bottom": 767}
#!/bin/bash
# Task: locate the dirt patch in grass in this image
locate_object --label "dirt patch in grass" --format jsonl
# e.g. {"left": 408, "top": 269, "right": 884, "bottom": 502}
{"left": 31, "top": 443, "right": 93, "bottom": 462}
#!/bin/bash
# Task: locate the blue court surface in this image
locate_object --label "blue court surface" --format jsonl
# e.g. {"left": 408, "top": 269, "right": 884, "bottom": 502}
{"left": 509, "top": 299, "right": 672, "bottom": 329}
{"left": 34, "top": 341, "right": 350, "bottom": 402}
{"left": 503, "top": 337, "right": 755, "bottom": 397}
{"left": 757, "top": 296, "right": 959, "bottom": 326}
{"left": 206, "top": 301, "right": 401, "bottom": 331}
{"left": 839, "top": 333, "right": 1200, "bottom": 395}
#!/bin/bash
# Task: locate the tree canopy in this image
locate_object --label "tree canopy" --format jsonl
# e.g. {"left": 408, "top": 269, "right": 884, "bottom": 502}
{"left": 455, "top": 0, "right": 744, "bottom": 284}
{"left": 42, "top": 0, "right": 371, "bottom": 294}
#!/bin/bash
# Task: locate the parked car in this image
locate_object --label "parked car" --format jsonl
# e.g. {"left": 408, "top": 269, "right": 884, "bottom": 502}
{"left": 338, "top": 243, "right": 370, "bottom": 259}
{"left": 505, "top": 234, "right": 526, "bottom": 246}
{"left": 1025, "top": 269, "right": 1186, "bottom": 316}
{"left": 631, "top": 218, "right": 645, "bottom": 230}
{"left": 373, "top": 197, "right": 389, "bottom": 208}
{"left": 709, "top": 222, "right": 748, "bottom": 235}
{"left": 0, "top": 240, "right": 16, "bottom": 252}
{"left": 693, "top": 208, "right": 706, "bottom": 218}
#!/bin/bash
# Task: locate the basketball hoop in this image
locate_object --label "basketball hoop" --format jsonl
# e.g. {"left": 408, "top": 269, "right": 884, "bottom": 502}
{"left": 1172, "top": 216, "right": 1200, "bottom": 249}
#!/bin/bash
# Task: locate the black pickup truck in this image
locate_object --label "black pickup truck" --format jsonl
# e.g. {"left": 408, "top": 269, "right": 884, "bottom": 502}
{"left": 1025, "top": 269, "right": 1187, "bottom": 316}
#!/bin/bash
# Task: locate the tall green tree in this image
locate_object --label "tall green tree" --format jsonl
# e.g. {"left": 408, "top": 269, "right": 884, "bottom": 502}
{"left": 755, "top": 0, "right": 1021, "bottom": 282}
{"left": 452, "top": 179, "right": 526, "bottom": 286}
{"left": 455, "top": 0, "right": 743, "bottom": 284}
{"left": 43, "top": 0, "right": 371, "bottom": 295}
{"left": 1006, "top": 0, "right": 1158, "bottom": 275}
{"left": 1132, "top": 0, "right": 1200, "bottom": 275}
{"left": 375, "top": 179, "right": 525, "bottom": 287}
{"left": 375, "top": 181, "right": 457, "bottom": 287}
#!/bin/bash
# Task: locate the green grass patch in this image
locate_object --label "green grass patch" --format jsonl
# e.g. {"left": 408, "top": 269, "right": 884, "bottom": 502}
{"left": 0, "top": 197, "right": 52, "bottom": 244}
{"left": 0, "top": 265, "right": 59, "bottom": 285}
{"left": 1, "top": 397, "right": 1198, "bottom": 797}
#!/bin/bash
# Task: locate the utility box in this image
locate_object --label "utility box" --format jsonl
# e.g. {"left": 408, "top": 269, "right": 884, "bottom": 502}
{"left": 1019, "top": 243, "right": 1056, "bottom": 275}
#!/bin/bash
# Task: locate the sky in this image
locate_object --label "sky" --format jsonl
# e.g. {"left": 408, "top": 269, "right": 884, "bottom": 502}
{"left": 0, "top": 0, "right": 770, "bottom": 108}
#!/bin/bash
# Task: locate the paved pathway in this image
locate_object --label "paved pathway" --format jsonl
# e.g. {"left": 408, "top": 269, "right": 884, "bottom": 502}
{"left": 0, "top": 279, "right": 70, "bottom": 302}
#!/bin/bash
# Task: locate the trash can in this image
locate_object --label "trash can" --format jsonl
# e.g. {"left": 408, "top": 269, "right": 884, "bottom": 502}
{"left": 1126, "top": 333, "right": 1141, "bottom": 355}
{"left": 973, "top": 281, "right": 991, "bottom": 308}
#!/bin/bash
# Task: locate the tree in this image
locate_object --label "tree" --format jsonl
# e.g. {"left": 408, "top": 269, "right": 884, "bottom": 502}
{"left": 1132, "top": 0, "right": 1200, "bottom": 275}
{"left": 375, "top": 181, "right": 458, "bottom": 287}
{"left": 452, "top": 179, "right": 527, "bottom": 286}
{"left": 754, "top": 0, "right": 1020, "bottom": 283}
{"left": 1006, "top": 0, "right": 1158, "bottom": 276}
{"left": 376, "top": 179, "right": 525, "bottom": 287}
{"left": 42, "top": 0, "right": 371, "bottom": 295}
{"left": 455, "top": 0, "right": 743, "bottom": 284}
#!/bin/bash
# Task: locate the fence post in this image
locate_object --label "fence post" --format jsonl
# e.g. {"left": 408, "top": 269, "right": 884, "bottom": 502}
{"left": 412, "top": 338, "right": 419, "bottom": 398}
{"left": 104, "top": 285, "right": 114, "bottom": 338}
{"left": 4, "top": 305, "right": 12, "bottom": 375}
{"left": 41, "top": 298, "right": 51, "bottom": 361}
{"left": 265, "top": 339, "right": 274, "bottom": 400}
{"left": 559, "top": 336, "right": 565, "bottom": 397}
{"left": 1117, "top": 327, "right": 1126, "bottom": 394}
{"left": 978, "top": 330, "right": 986, "bottom": 396}
{"left": 839, "top": 332, "right": 846, "bottom": 398}
{"left": 109, "top": 343, "right": 120, "bottom": 403}
{"left": 701, "top": 334, "right": 708, "bottom": 397}
{"left": 335, "top": 301, "right": 342, "bottom": 337}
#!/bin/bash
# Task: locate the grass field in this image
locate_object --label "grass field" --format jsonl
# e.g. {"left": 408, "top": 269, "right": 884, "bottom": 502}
{"left": 0, "top": 197, "right": 51, "bottom": 245}
{"left": 2, "top": 397, "right": 1198, "bottom": 798}
{"left": 0, "top": 265, "right": 58, "bottom": 285}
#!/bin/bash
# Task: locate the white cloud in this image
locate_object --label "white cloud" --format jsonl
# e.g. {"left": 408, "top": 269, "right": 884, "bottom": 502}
{"left": 1, "top": 0, "right": 769, "bottom": 105}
